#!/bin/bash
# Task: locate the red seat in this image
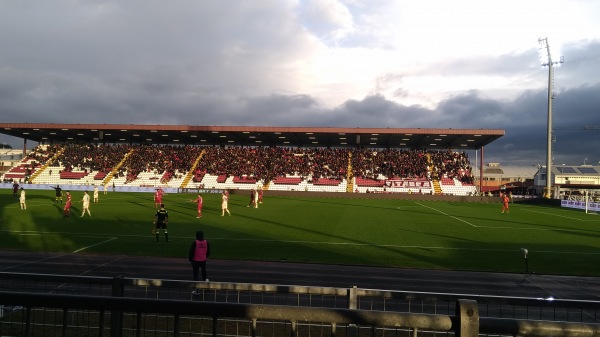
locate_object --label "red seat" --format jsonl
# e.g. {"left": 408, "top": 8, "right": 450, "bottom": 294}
{"left": 273, "top": 177, "right": 302, "bottom": 185}
{"left": 59, "top": 172, "right": 88, "bottom": 179}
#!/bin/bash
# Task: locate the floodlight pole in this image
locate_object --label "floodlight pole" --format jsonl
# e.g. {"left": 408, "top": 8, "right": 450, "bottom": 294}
{"left": 538, "top": 38, "right": 563, "bottom": 199}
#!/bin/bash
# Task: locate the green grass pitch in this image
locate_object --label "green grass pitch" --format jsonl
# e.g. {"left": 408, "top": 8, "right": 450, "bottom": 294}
{"left": 2, "top": 189, "right": 600, "bottom": 276}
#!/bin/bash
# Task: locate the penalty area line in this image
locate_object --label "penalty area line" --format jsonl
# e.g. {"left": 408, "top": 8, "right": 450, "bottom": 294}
{"left": 521, "top": 208, "right": 597, "bottom": 222}
{"left": 415, "top": 202, "right": 477, "bottom": 227}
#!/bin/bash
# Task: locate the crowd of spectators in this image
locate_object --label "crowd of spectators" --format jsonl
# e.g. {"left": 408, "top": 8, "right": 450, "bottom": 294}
{"left": 196, "top": 147, "right": 348, "bottom": 183}
{"left": 351, "top": 149, "right": 429, "bottom": 180}
{"left": 28, "top": 144, "right": 61, "bottom": 167}
{"left": 119, "top": 145, "right": 204, "bottom": 183}
{"left": 429, "top": 149, "right": 474, "bottom": 184}
{"left": 52, "top": 144, "right": 131, "bottom": 174}
{"left": 16, "top": 144, "right": 475, "bottom": 185}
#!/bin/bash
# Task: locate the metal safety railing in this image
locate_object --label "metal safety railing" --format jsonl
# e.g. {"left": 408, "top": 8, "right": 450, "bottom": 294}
{"left": 1, "top": 272, "right": 600, "bottom": 336}
{"left": 2, "top": 291, "right": 600, "bottom": 337}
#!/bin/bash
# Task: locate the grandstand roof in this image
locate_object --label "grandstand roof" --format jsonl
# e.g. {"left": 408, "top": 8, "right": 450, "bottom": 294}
{"left": 0, "top": 123, "right": 504, "bottom": 149}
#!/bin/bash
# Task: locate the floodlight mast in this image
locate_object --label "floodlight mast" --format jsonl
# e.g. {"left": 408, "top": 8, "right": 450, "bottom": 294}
{"left": 538, "top": 37, "right": 563, "bottom": 198}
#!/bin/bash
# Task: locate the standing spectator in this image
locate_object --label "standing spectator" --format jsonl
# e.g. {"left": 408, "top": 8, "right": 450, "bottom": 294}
{"left": 221, "top": 191, "right": 231, "bottom": 216}
{"left": 189, "top": 230, "right": 211, "bottom": 290}
{"left": 63, "top": 192, "right": 72, "bottom": 217}
{"left": 19, "top": 187, "right": 26, "bottom": 210}
{"left": 81, "top": 191, "right": 92, "bottom": 217}
{"left": 153, "top": 203, "right": 169, "bottom": 242}
{"left": 93, "top": 185, "right": 99, "bottom": 203}
{"left": 191, "top": 193, "right": 203, "bottom": 218}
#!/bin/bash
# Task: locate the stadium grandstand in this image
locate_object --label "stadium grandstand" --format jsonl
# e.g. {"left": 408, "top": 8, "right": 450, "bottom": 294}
{"left": 0, "top": 123, "right": 507, "bottom": 196}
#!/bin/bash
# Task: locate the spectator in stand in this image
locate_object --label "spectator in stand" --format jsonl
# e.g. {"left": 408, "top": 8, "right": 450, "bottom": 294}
{"left": 37, "top": 143, "right": 476, "bottom": 193}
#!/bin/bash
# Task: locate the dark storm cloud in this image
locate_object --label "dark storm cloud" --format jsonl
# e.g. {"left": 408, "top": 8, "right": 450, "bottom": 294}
{"left": 449, "top": 83, "right": 600, "bottom": 166}
{"left": 0, "top": 2, "right": 598, "bottom": 167}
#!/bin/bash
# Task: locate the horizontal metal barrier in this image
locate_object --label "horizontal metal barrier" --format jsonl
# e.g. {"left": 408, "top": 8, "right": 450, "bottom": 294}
{"left": 2, "top": 272, "right": 600, "bottom": 336}
{"left": 2, "top": 291, "right": 600, "bottom": 337}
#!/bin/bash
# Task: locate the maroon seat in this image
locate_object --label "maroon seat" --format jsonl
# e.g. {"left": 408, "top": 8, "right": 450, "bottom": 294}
{"left": 273, "top": 177, "right": 302, "bottom": 185}
{"left": 312, "top": 178, "right": 341, "bottom": 186}
{"left": 59, "top": 171, "right": 88, "bottom": 179}
{"left": 233, "top": 176, "right": 257, "bottom": 183}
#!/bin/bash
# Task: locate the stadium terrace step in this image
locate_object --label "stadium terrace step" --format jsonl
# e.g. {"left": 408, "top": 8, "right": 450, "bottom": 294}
{"left": 233, "top": 176, "right": 257, "bottom": 184}
{"left": 355, "top": 177, "right": 385, "bottom": 187}
{"left": 94, "top": 172, "right": 107, "bottom": 180}
{"left": 272, "top": 177, "right": 302, "bottom": 185}
{"left": 311, "top": 178, "right": 342, "bottom": 186}
{"left": 59, "top": 171, "right": 88, "bottom": 179}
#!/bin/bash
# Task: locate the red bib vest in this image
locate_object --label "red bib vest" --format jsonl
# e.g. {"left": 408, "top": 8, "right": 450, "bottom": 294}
{"left": 193, "top": 240, "right": 208, "bottom": 261}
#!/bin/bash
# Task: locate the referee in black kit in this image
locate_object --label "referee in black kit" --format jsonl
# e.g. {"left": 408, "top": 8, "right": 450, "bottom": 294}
{"left": 153, "top": 203, "right": 169, "bottom": 242}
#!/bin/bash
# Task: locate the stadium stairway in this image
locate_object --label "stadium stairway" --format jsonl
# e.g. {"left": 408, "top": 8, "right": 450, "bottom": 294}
{"left": 432, "top": 180, "right": 442, "bottom": 195}
{"left": 425, "top": 152, "right": 442, "bottom": 195}
{"left": 30, "top": 147, "right": 65, "bottom": 183}
{"left": 180, "top": 149, "right": 205, "bottom": 189}
{"left": 102, "top": 149, "right": 133, "bottom": 187}
{"left": 346, "top": 151, "right": 354, "bottom": 193}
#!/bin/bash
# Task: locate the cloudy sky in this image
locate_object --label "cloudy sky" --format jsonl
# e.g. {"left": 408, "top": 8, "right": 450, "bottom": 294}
{"left": 1, "top": 0, "right": 599, "bottom": 167}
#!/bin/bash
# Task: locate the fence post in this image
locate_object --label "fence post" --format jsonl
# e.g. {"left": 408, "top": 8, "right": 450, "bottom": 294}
{"left": 347, "top": 286, "right": 357, "bottom": 310}
{"left": 455, "top": 299, "right": 479, "bottom": 337}
{"left": 347, "top": 286, "right": 357, "bottom": 337}
{"left": 110, "top": 275, "right": 125, "bottom": 337}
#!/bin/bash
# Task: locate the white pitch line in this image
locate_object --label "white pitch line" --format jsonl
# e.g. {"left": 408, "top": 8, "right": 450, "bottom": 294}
{"left": 71, "top": 237, "right": 117, "bottom": 253}
{"left": 4, "top": 230, "right": 600, "bottom": 256}
{"left": 521, "top": 208, "right": 592, "bottom": 221}
{"left": 415, "top": 202, "right": 478, "bottom": 227}
{"left": 208, "top": 237, "right": 600, "bottom": 255}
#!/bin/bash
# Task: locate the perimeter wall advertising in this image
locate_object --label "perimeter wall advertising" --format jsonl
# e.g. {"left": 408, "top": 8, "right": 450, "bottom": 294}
{"left": 561, "top": 199, "right": 600, "bottom": 212}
